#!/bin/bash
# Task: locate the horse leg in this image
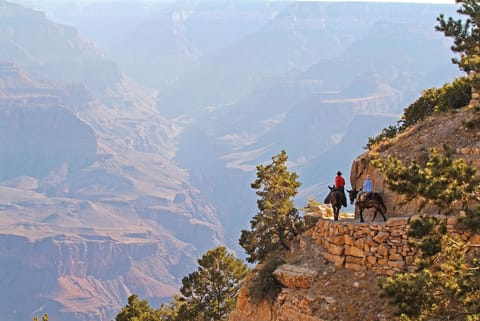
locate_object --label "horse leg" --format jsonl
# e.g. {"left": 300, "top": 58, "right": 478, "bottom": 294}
{"left": 380, "top": 208, "right": 387, "bottom": 222}
{"left": 372, "top": 209, "right": 378, "bottom": 222}
{"left": 359, "top": 208, "right": 365, "bottom": 223}
{"left": 334, "top": 206, "right": 339, "bottom": 221}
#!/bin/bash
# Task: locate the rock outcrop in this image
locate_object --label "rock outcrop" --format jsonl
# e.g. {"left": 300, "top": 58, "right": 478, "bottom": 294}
{"left": 229, "top": 215, "right": 480, "bottom": 321}
{"left": 350, "top": 106, "right": 480, "bottom": 217}
{"left": 230, "top": 106, "right": 480, "bottom": 321}
{"left": 229, "top": 219, "right": 398, "bottom": 321}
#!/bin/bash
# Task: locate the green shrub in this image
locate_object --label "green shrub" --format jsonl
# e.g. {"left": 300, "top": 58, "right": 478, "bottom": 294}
{"left": 400, "top": 77, "right": 471, "bottom": 129}
{"left": 366, "top": 77, "right": 471, "bottom": 150}
{"left": 457, "top": 206, "right": 480, "bottom": 233}
{"left": 366, "top": 125, "right": 399, "bottom": 150}
{"left": 380, "top": 217, "right": 480, "bottom": 320}
{"left": 373, "top": 148, "right": 480, "bottom": 214}
{"left": 378, "top": 270, "right": 434, "bottom": 317}
{"left": 248, "top": 252, "right": 285, "bottom": 305}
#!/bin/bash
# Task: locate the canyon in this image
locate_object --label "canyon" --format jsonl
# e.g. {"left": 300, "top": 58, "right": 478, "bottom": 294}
{"left": 0, "top": 1, "right": 468, "bottom": 320}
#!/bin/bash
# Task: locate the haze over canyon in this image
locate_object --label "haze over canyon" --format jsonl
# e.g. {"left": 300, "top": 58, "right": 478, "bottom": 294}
{"left": 0, "top": 1, "right": 460, "bottom": 320}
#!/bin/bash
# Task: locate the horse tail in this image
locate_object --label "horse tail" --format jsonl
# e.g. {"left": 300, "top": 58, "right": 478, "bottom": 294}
{"left": 324, "top": 192, "right": 331, "bottom": 204}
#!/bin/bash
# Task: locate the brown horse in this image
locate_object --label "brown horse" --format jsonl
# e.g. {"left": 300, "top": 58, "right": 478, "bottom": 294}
{"left": 347, "top": 189, "right": 387, "bottom": 223}
{"left": 324, "top": 186, "right": 347, "bottom": 221}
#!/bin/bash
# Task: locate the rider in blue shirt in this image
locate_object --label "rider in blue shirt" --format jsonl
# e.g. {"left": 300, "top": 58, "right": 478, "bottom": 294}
{"left": 358, "top": 174, "right": 373, "bottom": 201}
{"left": 362, "top": 175, "right": 373, "bottom": 193}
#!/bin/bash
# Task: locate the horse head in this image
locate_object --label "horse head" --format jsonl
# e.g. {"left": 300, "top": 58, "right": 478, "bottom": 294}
{"left": 346, "top": 189, "right": 357, "bottom": 205}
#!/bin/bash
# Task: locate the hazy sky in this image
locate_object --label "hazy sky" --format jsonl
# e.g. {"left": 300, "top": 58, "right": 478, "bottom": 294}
{"left": 14, "top": 0, "right": 458, "bottom": 3}
{"left": 306, "top": 0, "right": 455, "bottom": 2}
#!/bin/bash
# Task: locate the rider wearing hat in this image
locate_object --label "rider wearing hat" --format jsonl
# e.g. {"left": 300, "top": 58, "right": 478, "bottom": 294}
{"left": 335, "top": 171, "right": 345, "bottom": 189}
{"left": 334, "top": 171, "right": 347, "bottom": 207}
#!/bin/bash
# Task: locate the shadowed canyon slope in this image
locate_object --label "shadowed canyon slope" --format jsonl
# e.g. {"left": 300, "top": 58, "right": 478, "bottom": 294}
{"left": 0, "top": 2, "right": 223, "bottom": 320}
{"left": 0, "top": 1, "right": 466, "bottom": 320}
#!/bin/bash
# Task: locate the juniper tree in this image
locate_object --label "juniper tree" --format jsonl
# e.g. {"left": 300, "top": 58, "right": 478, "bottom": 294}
{"left": 239, "top": 150, "right": 303, "bottom": 263}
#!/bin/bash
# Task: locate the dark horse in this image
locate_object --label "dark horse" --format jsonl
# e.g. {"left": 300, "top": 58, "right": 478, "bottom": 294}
{"left": 324, "top": 186, "right": 347, "bottom": 221}
{"left": 347, "top": 189, "right": 387, "bottom": 223}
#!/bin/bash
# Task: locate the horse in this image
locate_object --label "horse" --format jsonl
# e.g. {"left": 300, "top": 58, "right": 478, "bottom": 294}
{"left": 347, "top": 189, "right": 387, "bottom": 223}
{"left": 324, "top": 185, "right": 347, "bottom": 221}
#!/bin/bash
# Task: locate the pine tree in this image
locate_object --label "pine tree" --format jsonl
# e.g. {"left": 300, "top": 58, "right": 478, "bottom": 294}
{"left": 115, "top": 294, "right": 160, "bottom": 321}
{"left": 178, "top": 246, "right": 248, "bottom": 321}
{"left": 239, "top": 150, "right": 303, "bottom": 263}
{"left": 436, "top": 0, "right": 480, "bottom": 92}
{"left": 158, "top": 296, "right": 185, "bottom": 321}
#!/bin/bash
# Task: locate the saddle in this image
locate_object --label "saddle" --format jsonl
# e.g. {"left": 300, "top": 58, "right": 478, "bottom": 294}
{"left": 358, "top": 192, "right": 374, "bottom": 202}
{"left": 324, "top": 187, "right": 347, "bottom": 207}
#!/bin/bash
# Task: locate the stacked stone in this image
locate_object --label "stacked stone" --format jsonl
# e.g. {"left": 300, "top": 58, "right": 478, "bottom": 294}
{"left": 311, "top": 216, "right": 480, "bottom": 276}
{"left": 311, "top": 218, "right": 416, "bottom": 276}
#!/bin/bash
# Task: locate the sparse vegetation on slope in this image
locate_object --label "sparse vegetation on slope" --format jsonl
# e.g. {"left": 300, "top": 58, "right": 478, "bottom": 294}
{"left": 373, "top": 129, "right": 480, "bottom": 320}
{"left": 372, "top": 146, "right": 480, "bottom": 214}
{"left": 366, "top": 77, "right": 472, "bottom": 149}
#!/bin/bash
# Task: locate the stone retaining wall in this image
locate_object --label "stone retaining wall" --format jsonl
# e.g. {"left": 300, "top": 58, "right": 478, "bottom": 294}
{"left": 311, "top": 216, "right": 479, "bottom": 276}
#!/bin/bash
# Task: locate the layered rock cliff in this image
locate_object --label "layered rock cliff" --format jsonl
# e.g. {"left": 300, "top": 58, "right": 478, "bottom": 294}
{"left": 0, "top": 61, "right": 222, "bottom": 321}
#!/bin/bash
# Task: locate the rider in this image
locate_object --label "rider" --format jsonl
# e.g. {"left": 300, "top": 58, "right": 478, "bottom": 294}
{"left": 334, "top": 171, "right": 347, "bottom": 207}
{"left": 358, "top": 174, "right": 373, "bottom": 201}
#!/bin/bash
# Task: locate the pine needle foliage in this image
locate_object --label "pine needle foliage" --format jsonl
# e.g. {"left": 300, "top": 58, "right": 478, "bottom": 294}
{"left": 379, "top": 217, "right": 480, "bottom": 321}
{"left": 366, "top": 77, "right": 471, "bottom": 150}
{"left": 158, "top": 296, "right": 186, "bottom": 321}
{"left": 115, "top": 247, "right": 247, "bottom": 321}
{"left": 372, "top": 147, "right": 480, "bottom": 214}
{"left": 116, "top": 294, "right": 161, "bottom": 321}
{"left": 436, "top": 0, "right": 480, "bottom": 90}
{"left": 239, "top": 150, "right": 303, "bottom": 263}
{"left": 457, "top": 206, "right": 480, "bottom": 233}
{"left": 178, "top": 246, "right": 248, "bottom": 321}
{"left": 247, "top": 251, "right": 285, "bottom": 305}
